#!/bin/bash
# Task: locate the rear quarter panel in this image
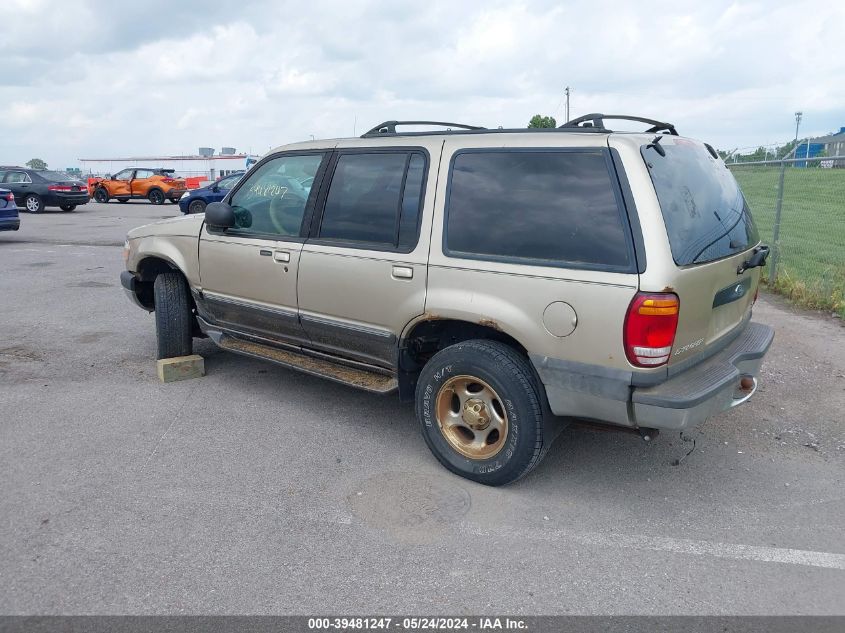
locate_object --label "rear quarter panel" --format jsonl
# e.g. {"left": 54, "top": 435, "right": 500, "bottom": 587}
{"left": 423, "top": 133, "right": 640, "bottom": 372}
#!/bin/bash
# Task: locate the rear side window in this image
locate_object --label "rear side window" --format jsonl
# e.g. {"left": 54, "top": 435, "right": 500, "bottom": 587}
{"left": 444, "top": 150, "right": 633, "bottom": 270}
{"left": 642, "top": 140, "right": 759, "bottom": 265}
{"left": 318, "top": 151, "right": 427, "bottom": 249}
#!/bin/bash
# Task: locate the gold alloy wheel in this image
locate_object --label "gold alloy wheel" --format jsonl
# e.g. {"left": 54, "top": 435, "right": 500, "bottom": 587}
{"left": 435, "top": 375, "right": 509, "bottom": 460}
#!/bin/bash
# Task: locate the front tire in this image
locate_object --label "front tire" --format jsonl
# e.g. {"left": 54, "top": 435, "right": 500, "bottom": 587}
{"left": 188, "top": 199, "right": 206, "bottom": 214}
{"left": 24, "top": 194, "right": 44, "bottom": 213}
{"left": 93, "top": 188, "right": 109, "bottom": 203}
{"left": 60, "top": 204, "right": 76, "bottom": 212}
{"left": 415, "top": 339, "right": 546, "bottom": 486}
{"left": 148, "top": 189, "right": 165, "bottom": 205}
{"left": 153, "top": 272, "right": 193, "bottom": 359}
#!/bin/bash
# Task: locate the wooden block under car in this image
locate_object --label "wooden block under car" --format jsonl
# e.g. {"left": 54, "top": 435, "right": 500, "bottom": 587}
{"left": 156, "top": 355, "right": 205, "bottom": 383}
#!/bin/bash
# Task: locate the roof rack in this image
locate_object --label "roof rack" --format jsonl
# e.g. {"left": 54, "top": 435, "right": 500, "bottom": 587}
{"left": 361, "top": 120, "right": 486, "bottom": 137}
{"left": 560, "top": 113, "right": 678, "bottom": 136}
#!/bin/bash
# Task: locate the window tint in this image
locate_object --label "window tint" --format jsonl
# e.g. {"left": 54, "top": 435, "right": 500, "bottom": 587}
{"left": 642, "top": 141, "right": 759, "bottom": 265}
{"left": 445, "top": 151, "right": 631, "bottom": 268}
{"left": 319, "top": 153, "right": 407, "bottom": 245}
{"left": 398, "top": 153, "right": 425, "bottom": 248}
{"left": 228, "top": 154, "right": 323, "bottom": 237}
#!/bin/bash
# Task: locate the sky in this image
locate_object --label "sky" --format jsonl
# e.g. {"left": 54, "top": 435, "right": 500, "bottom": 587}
{"left": 1, "top": 0, "right": 843, "bottom": 169}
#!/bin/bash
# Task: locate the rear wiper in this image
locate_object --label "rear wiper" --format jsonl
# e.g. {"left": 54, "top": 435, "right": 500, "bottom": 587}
{"left": 691, "top": 207, "right": 746, "bottom": 263}
{"left": 737, "top": 245, "right": 770, "bottom": 275}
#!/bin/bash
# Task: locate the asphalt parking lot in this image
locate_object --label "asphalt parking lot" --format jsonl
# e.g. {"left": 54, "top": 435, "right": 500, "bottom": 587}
{"left": 1, "top": 202, "right": 844, "bottom": 615}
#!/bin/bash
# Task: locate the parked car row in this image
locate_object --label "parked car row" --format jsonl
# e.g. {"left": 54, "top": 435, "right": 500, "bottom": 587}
{"left": 0, "top": 166, "right": 90, "bottom": 213}
{"left": 0, "top": 163, "right": 247, "bottom": 216}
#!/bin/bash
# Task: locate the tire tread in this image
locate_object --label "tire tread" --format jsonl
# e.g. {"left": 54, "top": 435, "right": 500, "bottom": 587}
{"left": 153, "top": 272, "right": 192, "bottom": 359}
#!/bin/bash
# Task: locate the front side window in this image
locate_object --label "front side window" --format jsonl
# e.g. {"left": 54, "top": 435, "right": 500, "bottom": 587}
{"left": 114, "top": 169, "right": 134, "bottom": 180}
{"left": 445, "top": 150, "right": 632, "bottom": 269}
{"left": 227, "top": 153, "right": 324, "bottom": 238}
{"left": 318, "top": 151, "right": 427, "bottom": 248}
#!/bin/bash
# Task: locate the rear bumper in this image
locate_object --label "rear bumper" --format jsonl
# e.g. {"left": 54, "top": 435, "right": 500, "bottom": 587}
{"left": 531, "top": 321, "right": 774, "bottom": 431}
{"left": 47, "top": 192, "right": 90, "bottom": 206}
{"left": 631, "top": 322, "right": 774, "bottom": 429}
{"left": 0, "top": 217, "right": 20, "bottom": 231}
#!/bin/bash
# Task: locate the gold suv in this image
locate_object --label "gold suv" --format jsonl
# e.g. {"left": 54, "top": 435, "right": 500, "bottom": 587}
{"left": 120, "top": 116, "right": 773, "bottom": 485}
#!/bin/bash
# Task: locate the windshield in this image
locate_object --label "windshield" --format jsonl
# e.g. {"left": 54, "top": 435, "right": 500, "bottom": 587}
{"left": 642, "top": 140, "right": 759, "bottom": 265}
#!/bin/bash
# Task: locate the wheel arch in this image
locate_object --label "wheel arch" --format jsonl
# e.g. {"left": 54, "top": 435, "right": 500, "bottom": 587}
{"left": 396, "top": 316, "right": 535, "bottom": 402}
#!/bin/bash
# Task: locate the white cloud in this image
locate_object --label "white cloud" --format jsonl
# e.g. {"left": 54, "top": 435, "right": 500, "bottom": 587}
{"left": 0, "top": 0, "right": 843, "bottom": 168}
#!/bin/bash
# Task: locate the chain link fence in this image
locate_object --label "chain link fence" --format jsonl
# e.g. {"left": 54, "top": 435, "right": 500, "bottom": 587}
{"left": 728, "top": 156, "right": 845, "bottom": 318}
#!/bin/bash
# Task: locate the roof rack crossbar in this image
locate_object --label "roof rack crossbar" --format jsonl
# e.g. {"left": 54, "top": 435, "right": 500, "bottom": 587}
{"left": 560, "top": 113, "right": 678, "bottom": 136}
{"left": 362, "top": 120, "right": 486, "bottom": 137}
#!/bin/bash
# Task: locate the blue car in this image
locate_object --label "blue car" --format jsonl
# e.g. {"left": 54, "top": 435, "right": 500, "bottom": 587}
{"left": 0, "top": 188, "right": 20, "bottom": 231}
{"left": 178, "top": 172, "right": 244, "bottom": 214}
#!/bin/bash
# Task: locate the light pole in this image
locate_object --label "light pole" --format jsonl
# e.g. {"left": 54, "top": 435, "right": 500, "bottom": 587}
{"left": 794, "top": 111, "right": 802, "bottom": 150}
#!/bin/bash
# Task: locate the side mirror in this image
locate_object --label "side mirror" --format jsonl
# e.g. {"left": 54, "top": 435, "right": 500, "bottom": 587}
{"left": 104, "top": 174, "right": 112, "bottom": 179}
{"left": 211, "top": 184, "right": 219, "bottom": 193}
{"left": 111, "top": 175, "right": 117, "bottom": 180}
{"left": 205, "top": 201, "right": 235, "bottom": 229}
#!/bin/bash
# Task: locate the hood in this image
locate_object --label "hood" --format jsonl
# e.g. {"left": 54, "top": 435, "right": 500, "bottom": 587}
{"left": 126, "top": 213, "right": 205, "bottom": 240}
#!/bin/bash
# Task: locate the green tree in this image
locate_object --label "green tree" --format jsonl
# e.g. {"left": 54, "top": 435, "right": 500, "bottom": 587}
{"left": 26, "top": 158, "right": 47, "bottom": 170}
{"left": 528, "top": 114, "right": 557, "bottom": 128}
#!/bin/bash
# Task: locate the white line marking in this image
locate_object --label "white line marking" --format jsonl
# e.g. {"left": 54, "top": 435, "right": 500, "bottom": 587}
{"left": 466, "top": 525, "right": 845, "bottom": 571}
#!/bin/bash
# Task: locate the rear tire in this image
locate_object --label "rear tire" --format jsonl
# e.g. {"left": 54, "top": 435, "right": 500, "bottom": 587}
{"left": 153, "top": 272, "right": 193, "bottom": 359}
{"left": 415, "top": 339, "right": 546, "bottom": 486}
{"left": 188, "top": 199, "right": 206, "bottom": 214}
{"left": 60, "top": 204, "right": 76, "bottom": 212}
{"left": 148, "top": 189, "right": 165, "bottom": 205}
{"left": 93, "top": 188, "right": 109, "bottom": 203}
{"left": 24, "top": 194, "right": 43, "bottom": 213}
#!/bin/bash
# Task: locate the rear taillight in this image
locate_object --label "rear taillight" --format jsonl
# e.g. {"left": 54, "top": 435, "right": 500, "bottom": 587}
{"left": 161, "top": 178, "right": 174, "bottom": 184}
{"left": 48, "top": 184, "right": 80, "bottom": 192}
{"left": 624, "top": 292, "right": 680, "bottom": 367}
{"left": 5, "top": 192, "right": 13, "bottom": 201}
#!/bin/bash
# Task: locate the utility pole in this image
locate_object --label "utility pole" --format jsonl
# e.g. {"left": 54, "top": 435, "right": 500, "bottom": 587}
{"left": 564, "top": 86, "right": 570, "bottom": 122}
{"left": 793, "top": 111, "right": 802, "bottom": 157}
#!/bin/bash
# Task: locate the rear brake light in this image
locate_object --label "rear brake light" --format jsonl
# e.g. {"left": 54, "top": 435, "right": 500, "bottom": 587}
{"left": 624, "top": 292, "right": 680, "bottom": 368}
{"left": 48, "top": 184, "right": 74, "bottom": 192}
{"left": 5, "top": 192, "right": 13, "bottom": 201}
{"left": 162, "top": 178, "right": 175, "bottom": 183}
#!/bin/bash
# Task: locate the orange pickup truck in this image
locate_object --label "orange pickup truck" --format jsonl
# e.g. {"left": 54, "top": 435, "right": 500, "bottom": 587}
{"left": 91, "top": 168, "right": 186, "bottom": 205}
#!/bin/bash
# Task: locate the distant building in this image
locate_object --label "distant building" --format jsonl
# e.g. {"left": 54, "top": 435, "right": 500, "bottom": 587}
{"left": 78, "top": 148, "right": 260, "bottom": 180}
{"left": 796, "top": 127, "right": 845, "bottom": 168}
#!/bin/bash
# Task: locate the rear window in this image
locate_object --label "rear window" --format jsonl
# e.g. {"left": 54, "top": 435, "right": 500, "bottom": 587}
{"left": 642, "top": 140, "right": 759, "bottom": 265}
{"left": 444, "top": 150, "right": 633, "bottom": 270}
{"left": 38, "top": 171, "right": 75, "bottom": 182}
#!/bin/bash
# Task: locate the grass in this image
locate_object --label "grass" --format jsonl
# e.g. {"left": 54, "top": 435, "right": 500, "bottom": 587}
{"left": 729, "top": 165, "right": 845, "bottom": 318}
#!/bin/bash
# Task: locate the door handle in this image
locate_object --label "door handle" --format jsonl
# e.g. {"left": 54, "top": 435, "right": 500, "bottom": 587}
{"left": 391, "top": 265, "right": 413, "bottom": 279}
{"left": 274, "top": 251, "right": 290, "bottom": 263}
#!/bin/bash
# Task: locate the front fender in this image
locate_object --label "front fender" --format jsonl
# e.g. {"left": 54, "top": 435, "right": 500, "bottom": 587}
{"left": 127, "top": 234, "right": 200, "bottom": 287}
